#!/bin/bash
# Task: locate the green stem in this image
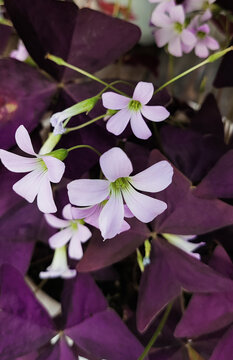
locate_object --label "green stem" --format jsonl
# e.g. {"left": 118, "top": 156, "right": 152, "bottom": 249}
{"left": 65, "top": 114, "right": 106, "bottom": 133}
{"left": 46, "top": 54, "right": 128, "bottom": 97}
{"left": 96, "top": 79, "right": 133, "bottom": 97}
{"left": 137, "top": 302, "right": 173, "bottom": 360}
{"left": 67, "top": 144, "right": 101, "bottom": 157}
{"left": 154, "top": 46, "right": 233, "bottom": 95}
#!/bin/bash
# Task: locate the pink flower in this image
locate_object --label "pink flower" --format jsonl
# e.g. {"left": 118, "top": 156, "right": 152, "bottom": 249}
{"left": 152, "top": 5, "right": 196, "bottom": 57}
{"left": 68, "top": 147, "right": 173, "bottom": 240}
{"left": 10, "top": 40, "right": 29, "bottom": 62}
{"left": 183, "top": 0, "right": 215, "bottom": 13}
{"left": 0, "top": 125, "right": 65, "bottom": 213}
{"left": 39, "top": 245, "right": 77, "bottom": 279}
{"left": 45, "top": 204, "right": 92, "bottom": 260}
{"left": 102, "top": 82, "right": 170, "bottom": 140}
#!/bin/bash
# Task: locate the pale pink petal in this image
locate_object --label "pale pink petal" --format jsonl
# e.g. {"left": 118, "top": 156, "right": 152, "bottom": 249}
{"left": 99, "top": 193, "right": 124, "bottom": 240}
{"left": 154, "top": 28, "right": 173, "bottom": 47}
{"left": 42, "top": 156, "right": 65, "bottom": 183}
{"left": 0, "top": 150, "right": 38, "bottom": 173}
{"left": 141, "top": 105, "right": 169, "bottom": 122}
{"left": 195, "top": 43, "right": 209, "bottom": 58}
{"left": 72, "top": 205, "right": 98, "bottom": 220}
{"left": 169, "top": 5, "right": 185, "bottom": 24}
{"left": 168, "top": 36, "right": 182, "bottom": 57}
{"left": 130, "top": 111, "right": 152, "bottom": 140}
{"left": 124, "top": 204, "right": 134, "bottom": 218}
{"left": 78, "top": 224, "right": 92, "bottom": 243}
{"left": 151, "top": 8, "right": 171, "bottom": 27}
{"left": 132, "top": 82, "right": 154, "bottom": 105}
{"left": 49, "top": 228, "right": 73, "bottom": 248}
{"left": 198, "top": 24, "right": 210, "bottom": 34}
{"left": 68, "top": 179, "right": 109, "bottom": 206}
{"left": 205, "top": 36, "right": 219, "bottom": 50}
{"left": 45, "top": 213, "right": 70, "bottom": 228}
{"left": 68, "top": 233, "right": 84, "bottom": 260}
{"left": 102, "top": 92, "right": 130, "bottom": 110}
{"left": 130, "top": 160, "right": 173, "bottom": 192}
{"left": 181, "top": 29, "right": 196, "bottom": 46}
{"left": 85, "top": 206, "right": 102, "bottom": 228}
{"left": 15, "top": 125, "right": 36, "bottom": 155}
{"left": 100, "top": 147, "right": 133, "bottom": 182}
{"left": 37, "top": 175, "right": 57, "bottom": 213}
{"left": 62, "top": 204, "right": 73, "bottom": 220}
{"left": 121, "top": 220, "right": 131, "bottom": 232}
{"left": 123, "top": 185, "right": 167, "bottom": 222}
{"left": 182, "top": 42, "right": 194, "bottom": 54}
{"left": 106, "top": 108, "right": 131, "bottom": 135}
{"left": 13, "top": 168, "right": 43, "bottom": 202}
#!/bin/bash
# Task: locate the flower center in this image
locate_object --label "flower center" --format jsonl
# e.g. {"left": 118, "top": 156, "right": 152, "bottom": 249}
{"left": 197, "top": 30, "right": 206, "bottom": 39}
{"left": 174, "top": 22, "right": 183, "bottom": 33}
{"left": 128, "top": 100, "right": 142, "bottom": 112}
{"left": 37, "top": 158, "right": 47, "bottom": 172}
{"left": 70, "top": 219, "right": 85, "bottom": 230}
{"left": 110, "top": 177, "right": 130, "bottom": 194}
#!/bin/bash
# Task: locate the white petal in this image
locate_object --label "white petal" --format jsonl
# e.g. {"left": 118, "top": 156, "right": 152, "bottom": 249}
{"left": 44, "top": 213, "right": 69, "bottom": 229}
{"left": 37, "top": 175, "right": 57, "bottom": 213}
{"left": 106, "top": 108, "right": 131, "bottom": 136}
{"left": 141, "top": 105, "right": 170, "bottom": 122}
{"left": 68, "top": 179, "right": 109, "bottom": 206}
{"left": 71, "top": 205, "right": 97, "bottom": 220}
{"left": 99, "top": 193, "right": 124, "bottom": 240}
{"left": 68, "top": 234, "right": 84, "bottom": 260}
{"left": 130, "top": 160, "right": 173, "bottom": 192}
{"left": 49, "top": 228, "right": 73, "bottom": 248}
{"left": 42, "top": 156, "right": 65, "bottom": 183}
{"left": 132, "top": 82, "right": 154, "bottom": 105}
{"left": 62, "top": 204, "right": 73, "bottom": 220}
{"left": 130, "top": 111, "right": 152, "bottom": 140}
{"left": 123, "top": 185, "right": 167, "bottom": 222}
{"left": 100, "top": 147, "right": 133, "bottom": 182}
{"left": 13, "top": 168, "right": 43, "bottom": 202}
{"left": 0, "top": 150, "right": 38, "bottom": 173}
{"left": 15, "top": 125, "right": 36, "bottom": 155}
{"left": 102, "top": 92, "right": 130, "bottom": 109}
{"left": 169, "top": 5, "right": 184, "bottom": 24}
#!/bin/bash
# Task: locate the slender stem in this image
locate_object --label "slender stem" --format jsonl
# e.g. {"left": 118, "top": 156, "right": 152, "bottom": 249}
{"left": 137, "top": 302, "right": 173, "bottom": 360}
{"left": 96, "top": 79, "right": 133, "bottom": 97}
{"left": 67, "top": 144, "right": 101, "bottom": 157}
{"left": 46, "top": 54, "right": 128, "bottom": 96}
{"left": 154, "top": 46, "right": 233, "bottom": 95}
{"left": 65, "top": 114, "right": 106, "bottom": 133}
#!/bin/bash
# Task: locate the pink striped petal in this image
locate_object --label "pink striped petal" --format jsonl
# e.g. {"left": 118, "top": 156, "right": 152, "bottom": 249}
{"left": 123, "top": 185, "right": 167, "bottom": 222}
{"left": 168, "top": 36, "right": 182, "bottom": 57}
{"left": 68, "top": 233, "right": 84, "bottom": 260}
{"left": 13, "top": 168, "right": 43, "bottom": 202}
{"left": 49, "top": 227, "right": 73, "bottom": 248}
{"left": 106, "top": 108, "right": 131, "bottom": 135}
{"left": 0, "top": 150, "right": 38, "bottom": 173}
{"left": 37, "top": 175, "right": 57, "bottom": 213}
{"left": 42, "top": 156, "right": 65, "bottom": 183}
{"left": 68, "top": 179, "right": 109, "bottom": 206}
{"left": 85, "top": 205, "right": 101, "bottom": 228}
{"left": 141, "top": 105, "right": 169, "bottom": 122}
{"left": 62, "top": 204, "right": 73, "bottom": 220}
{"left": 99, "top": 193, "right": 124, "bottom": 240}
{"left": 169, "top": 5, "right": 185, "bottom": 24}
{"left": 130, "top": 111, "right": 152, "bottom": 139}
{"left": 100, "top": 147, "right": 133, "bottom": 182}
{"left": 102, "top": 92, "right": 130, "bottom": 110}
{"left": 45, "top": 213, "right": 69, "bottom": 229}
{"left": 132, "top": 82, "right": 154, "bottom": 105}
{"left": 130, "top": 160, "right": 173, "bottom": 192}
{"left": 15, "top": 125, "right": 36, "bottom": 155}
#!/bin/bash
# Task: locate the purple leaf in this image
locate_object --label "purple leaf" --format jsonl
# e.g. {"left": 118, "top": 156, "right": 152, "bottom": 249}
{"left": 77, "top": 219, "right": 149, "bottom": 273}
{"left": 194, "top": 149, "right": 233, "bottom": 198}
{"left": 36, "top": 338, "right": 76, "bottom": 360}
{"left": 137, "top": 238, "right": 233, "bottom": 332}
{"left": 0, "top": 24, "right": 12, "bottom": 55}
{"left": 5, "top": 0, "right": 141, "bottom": 81}
{"left": 0, "top": 58, "right": 56, "bottom": 150}
{"left": 0, "top": 264, "right": 55, "bottom": 360}
{"left": 210, "top": 325, "right": 233, "bottom": 360}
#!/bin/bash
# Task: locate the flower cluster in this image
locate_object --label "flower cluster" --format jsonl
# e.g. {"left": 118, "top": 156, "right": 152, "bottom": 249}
{"left": 150, "top": 0, "right": 219, "bottom": 57}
